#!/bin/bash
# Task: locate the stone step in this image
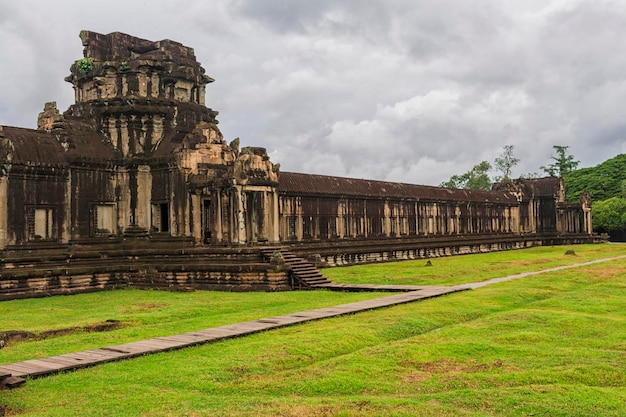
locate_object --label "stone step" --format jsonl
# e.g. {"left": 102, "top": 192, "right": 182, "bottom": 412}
{"left": 259, "top": 247, "right": 332, "bottom": 289}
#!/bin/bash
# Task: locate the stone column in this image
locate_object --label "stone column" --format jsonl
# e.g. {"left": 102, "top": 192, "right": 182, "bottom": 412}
{"left": 116, "top": 167, "right": 131, "bottom": 232}
{"left": 135, "top": 165, "right": 152, "bottom": 229}
{"left": 296, "top": 197, "right": 303, "bottom": 241}
{"left": 383, "top": 201, "right": 391, "bottom": 237}
{"left": 0, "top": 176, "right": 7, "bottom": 249}
{"left": 271, "top": 190, "right": 280, "bottom": 243}
{"left": 236, "top": 187, "right": 247, "bottom": 244}
{"left": 215, "top": 189, "right": 223, "bottom": 243}
{"left": 191, "top": 192, "right": 202, "bottom": 243}
{"left": 337, "top": 201, "right": 345, "bottom": 239}
{"left": 61, "top": 171, "right": 70, "bottom": 243}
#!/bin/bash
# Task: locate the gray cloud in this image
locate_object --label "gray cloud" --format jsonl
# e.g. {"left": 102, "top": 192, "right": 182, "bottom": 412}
{"left": 1, "top": 0, "right": 625, "bottom": 185}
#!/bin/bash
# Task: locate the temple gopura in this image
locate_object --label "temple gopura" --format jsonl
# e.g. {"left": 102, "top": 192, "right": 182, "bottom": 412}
{"left": 0, "top": 31, "right": 596, "bottom": 298}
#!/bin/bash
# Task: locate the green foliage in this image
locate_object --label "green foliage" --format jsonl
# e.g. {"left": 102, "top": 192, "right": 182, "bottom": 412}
{"left": 76, "top": 57, "right": 94, "bottom": 74}
{"left": 119, "top": 61, "right": 130, "bottom": 70}
{"left": 564, "top": 154, "right": 626, "bottom": 202}
{"left": 591, "top": 197, "right": 626, "bottom": 232}
{"left": 541, "top": 145, "right": 580, "bottom": 177}
{"left": 494, "top": 144, "right": 520, "bottom": 180}
{"left": 440, "top": 161, "right": 492, "bottom": 190}
{"left": 442, "top": 146, "right": 520, "bottom": 189}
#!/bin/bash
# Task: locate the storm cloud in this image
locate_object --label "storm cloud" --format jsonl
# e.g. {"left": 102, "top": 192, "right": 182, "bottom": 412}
{"left": 1, "top": 0, "right": 625, "bottom": 185}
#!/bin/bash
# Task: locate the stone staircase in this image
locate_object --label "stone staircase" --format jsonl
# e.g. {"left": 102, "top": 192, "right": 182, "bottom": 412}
{"left": 260, "top": 247, "right": 332, "bottom": 289}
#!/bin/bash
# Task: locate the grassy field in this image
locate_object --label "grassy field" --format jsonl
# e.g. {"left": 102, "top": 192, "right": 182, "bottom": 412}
{"left": 1, "top": 244, "right": 625, "bottom": 416}
{"left": 323, "top": 243, "right": 626, "bottom": 285}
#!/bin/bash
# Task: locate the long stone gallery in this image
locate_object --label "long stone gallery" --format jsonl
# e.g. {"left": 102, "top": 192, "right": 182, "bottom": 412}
{"left": 0, "top": 31, "right": 597, "bottom": 299}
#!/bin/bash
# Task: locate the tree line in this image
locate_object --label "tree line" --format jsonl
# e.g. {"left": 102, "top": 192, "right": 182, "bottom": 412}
{"left": 440, "top": 145, "right": 578, "bottom": 190}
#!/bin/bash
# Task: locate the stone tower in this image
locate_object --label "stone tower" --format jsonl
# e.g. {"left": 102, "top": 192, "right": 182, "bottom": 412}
{"left": 64, "top": 30, "right": 218, "bottom": 158}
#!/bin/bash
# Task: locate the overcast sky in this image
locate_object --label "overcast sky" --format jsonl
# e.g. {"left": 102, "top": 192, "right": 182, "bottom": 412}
{"left": 1, "top": 0, "right": 625, "bottom": 185}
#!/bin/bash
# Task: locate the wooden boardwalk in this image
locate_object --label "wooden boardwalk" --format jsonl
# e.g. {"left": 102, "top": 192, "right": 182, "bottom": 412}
{"left": 0, "top": 285, "right": 464, "bottom": 381}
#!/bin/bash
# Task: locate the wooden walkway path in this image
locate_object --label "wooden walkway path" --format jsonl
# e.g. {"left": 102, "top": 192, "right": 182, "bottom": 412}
{"left": 2, "top": 255, "right": 624, "bottom": 385}
{"left": 0, "top": 286, "right": 464, "bottom": 381}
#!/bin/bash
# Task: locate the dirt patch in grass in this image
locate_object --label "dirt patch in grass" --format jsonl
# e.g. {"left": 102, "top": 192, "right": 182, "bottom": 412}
{"left": 403, "top": 358, "right": 518, "bottom": 387}
{"left": 585, "top": 265, "right": 625, "bottom": 282}
{"left": 272, "top": 401, "right": 372, "bottom": 417}
{"left": 0, "top": 320, "right": 123, "bottom": 347}
{"left": 135, "top": 302, "right": 170, "bottom": 309}
{"left": 415, "top": 358, "right": 512, "bottom": 374}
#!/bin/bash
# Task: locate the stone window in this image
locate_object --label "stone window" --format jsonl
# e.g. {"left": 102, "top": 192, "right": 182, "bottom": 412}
{"left": 286, "top": 216, "right": 296, "bottom": 240}
{"left": 303, "top": 216, "right": 313, "bottom": 239}
{"left": 318, "top": 216, "right": 329, "bottom": 238}
{"left": 92, "top": 204, "right": 116, "bottom": 236}
{"left": 329, "top": 217, "right": 337, "bottom": 238}
{"left": 408, "top": 216, "right": 417, "bottom": 235}
{"left": 151, "top": 203, "right": 170, "bottom": 233}
{"left": 330, "top": 216, "right": 350, "bottom": 237}
{"left": 28, "top": 207, "right": 55, "bottom": 241}
{"left": 355, "top": 217, "right": 364, "bottom": 237}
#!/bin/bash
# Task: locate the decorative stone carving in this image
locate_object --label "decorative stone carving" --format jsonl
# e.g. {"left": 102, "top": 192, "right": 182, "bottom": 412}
{"left": 37, "top": 102, "right": 64, "bottom": 132}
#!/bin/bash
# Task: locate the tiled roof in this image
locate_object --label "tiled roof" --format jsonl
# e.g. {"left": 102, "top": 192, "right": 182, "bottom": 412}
{"left": 1, "top": 126, "right": 66, "bottom": 165}
{"left": 279, "top": 172, "right": 518, "bottom": 204}
{"left": 517, "top": 177, "right": 562, "bottom": 197}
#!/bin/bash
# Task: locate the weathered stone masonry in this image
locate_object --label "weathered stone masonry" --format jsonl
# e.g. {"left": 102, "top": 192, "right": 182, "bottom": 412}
{"left": 0, "top": 31, "right": 595, "bottom": 296}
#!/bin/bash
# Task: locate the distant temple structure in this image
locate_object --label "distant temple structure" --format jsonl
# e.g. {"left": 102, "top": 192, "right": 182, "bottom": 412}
{"left": 0, "top": 31, "right": 595, "bottom": 298}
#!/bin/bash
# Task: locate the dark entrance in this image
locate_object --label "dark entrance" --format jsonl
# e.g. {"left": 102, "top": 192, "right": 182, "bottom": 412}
{"left": 202, "top": 199, "right": 212, "bottom": 243}
{"left": 159, "top": 203, "right": 169, "bottom": 233}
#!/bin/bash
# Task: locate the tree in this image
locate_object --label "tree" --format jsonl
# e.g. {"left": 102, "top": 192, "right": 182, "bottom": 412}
{"left": 494, "top": 145, "right": 520, "bottom": 180}
{"left": 564, "top": 154, "right": 626, "bottom": 202}
{"left": 592, "top": 197, "right": 626, "bottom": 233}
{"left": 440, "top": 161, "right": 492, "bottom": 190}
{"left": 541, "top": 145, "right": 580, "bottom": 177}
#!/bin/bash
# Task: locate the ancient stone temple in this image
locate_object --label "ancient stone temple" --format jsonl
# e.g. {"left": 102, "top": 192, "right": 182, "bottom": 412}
{"left": 0, "top": 31, "right": 596, "bottom": 298}
{"left": 3, "top": 31, "right": 280, "bottom": 247}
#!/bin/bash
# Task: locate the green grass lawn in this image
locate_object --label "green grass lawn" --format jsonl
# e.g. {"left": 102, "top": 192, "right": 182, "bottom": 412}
{"left": 1, "top": 244, "right": 625, "bottom": 416}
{"left": 323, "top": 243, "right": 626, "bottom": 285}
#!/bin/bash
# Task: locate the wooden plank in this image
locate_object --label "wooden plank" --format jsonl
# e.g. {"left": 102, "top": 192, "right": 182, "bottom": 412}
{"left": 59, "top": 351, "right": 116, "bottom": 361}
{"left": 19, "top": 359, "right": 67, "bottom": 373}
{"left": 155, "top": 335, "right": 209, "bottom": 344}
{"left": 0, "top": 364, "right": 41, "bottom": 377}
{"left": 0, "top": 365, "right": 13, "bottom": 379}
{"left": 38, "top": 356, "right": 86, "bottom": 367}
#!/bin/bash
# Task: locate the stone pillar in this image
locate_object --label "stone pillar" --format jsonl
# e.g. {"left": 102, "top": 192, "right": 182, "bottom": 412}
{"left": 191, "top": 193, "right": 202, "bottom": 243}
{"left": 337, "top": 201, "right": 345, "bottom": 239}
{"left": 215, "top": 189, "right": 223, "bottom": 243}
{"left": 61, "top": 171, "right": 70, "bottom": 243}
{"left": 383, "top": 201, "right": 391, "bottom": 237}
{"left": 135, "top": 165, "right": 152, "bottom": 229}
{"left": 236, "top": 187, "right": 247, "bottom": 244}
{"left": 530, "top": 201, "right": 537, "bottom": 233}
{"left": 116, "top": 167, "right": 131, "bottom": 232}
{"left": 271, "top": 190, "right": 280, "bottom": 243}
{"left": 296, "top": 197, "right": 303, "bottom": 241}
{"left": 0, "top": 176, "right": 7, "bottom": 249}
